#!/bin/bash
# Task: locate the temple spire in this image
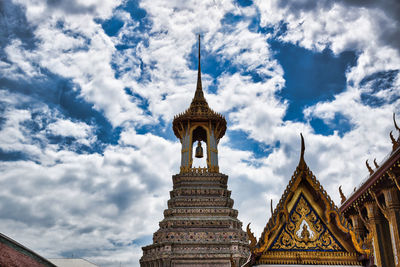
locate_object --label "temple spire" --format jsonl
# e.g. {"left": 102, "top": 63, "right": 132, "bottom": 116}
{"left": 172, "top": 35, "right": 227, "bottom": 173}
{"left": 197, "top": 35, "right": 201, "bottom": 89}
{"left": 194, "top": 34, "right": 205, "bottom": 101}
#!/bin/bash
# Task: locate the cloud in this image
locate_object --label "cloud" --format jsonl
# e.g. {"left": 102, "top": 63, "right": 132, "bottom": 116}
{"left": 255, "top": 0, "right": 400, "bottom": 87}
{"left": 0, "top": 128, "right": 180, "bottom": 266}
{"left": 3, "top": 0, "right": 152, "bottom": 128}
{"left": 1, "top": 0, "right": 400, "bottom": 266}
{"left": 46, "top": 119, "right": 96, "bottom": 146}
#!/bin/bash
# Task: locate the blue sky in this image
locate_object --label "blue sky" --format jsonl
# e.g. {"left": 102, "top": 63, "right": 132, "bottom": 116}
{"left": 0, "top": 0, "right": 399, "bottom": 266}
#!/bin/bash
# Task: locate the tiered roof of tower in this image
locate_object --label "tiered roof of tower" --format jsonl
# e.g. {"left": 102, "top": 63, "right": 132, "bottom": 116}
{"left": 246, "top": 134, "right": 368, "bottom": 266}
{"left": 172, "top": 36, "right": 226, "bottom": 140}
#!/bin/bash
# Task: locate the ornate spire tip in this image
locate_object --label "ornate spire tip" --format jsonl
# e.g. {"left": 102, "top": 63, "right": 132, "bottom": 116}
{"left": 194, "top": 34, "right": 203, "bottom": 99}
{"left": 299, "top": 133, "right": 306, "bottom": 169}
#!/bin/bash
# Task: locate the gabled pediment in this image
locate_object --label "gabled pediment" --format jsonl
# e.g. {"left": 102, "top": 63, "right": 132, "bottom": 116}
{"left": 248, "top": 134, "right": 369, "bottom": 266}
{"left": 269, "top": 192, "right": 345, "bottom": 252}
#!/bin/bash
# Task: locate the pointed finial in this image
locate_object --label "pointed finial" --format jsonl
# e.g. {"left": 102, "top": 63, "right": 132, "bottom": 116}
{"left": 270, "top": 199, "right": 273, "bottom": 217}
{"left": 394, "top": 113, "right": 400, "bottom": 132}
{"left": 390, "top": 131, "right": 399, "bottom": 151}
{"left": 366, "top": 160, "right": 374, "bottom": 175}
{"left": 390, "top": 131, "right": 396, "bottom": 142}
{"left": 246, "top": 223, "right": 257, "bottom": 251}
{"left": 339, "top": 185, "right": 346, "bottom": 204}
{"left": 196, "top": 34, "right": 202, "bottom": 93}
{"left": 298, "top": 133, "right": 306, "bottom": 168}
{"left": 189, "top": 34, "right": 208, "bottom": 107}
{"left": 373, "top": 158, "right": 379, "bottom": 169}
{"left": 198, "top": 34, "right": 201, "bottom": 66}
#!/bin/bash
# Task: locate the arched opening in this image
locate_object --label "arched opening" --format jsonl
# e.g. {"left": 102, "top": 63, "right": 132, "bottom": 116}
{"left": 191, "top": 126, "right": 208, "bottom": 168}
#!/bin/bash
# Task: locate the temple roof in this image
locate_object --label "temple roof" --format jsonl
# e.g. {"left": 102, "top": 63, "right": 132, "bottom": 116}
{"left": 247, "top": 134, "right": 368, "bottom": 266}
{"left": 172, "top": 36, "right": 226, "bottom": 140}
{"left": 340, "top": 113, "right": 400, "bottom": 214}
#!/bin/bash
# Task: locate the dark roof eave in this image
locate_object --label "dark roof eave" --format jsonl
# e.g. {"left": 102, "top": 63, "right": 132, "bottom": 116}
{"left": 340, "top": 146, "right": 400, "bottom": 212}
{"left": 0, "top": 232, "right": 57, "bottom": 267}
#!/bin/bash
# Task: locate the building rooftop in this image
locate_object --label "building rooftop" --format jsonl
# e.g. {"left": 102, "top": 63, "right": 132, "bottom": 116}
{"left": 48, "top": 258, "right": 100, "bottom": 267}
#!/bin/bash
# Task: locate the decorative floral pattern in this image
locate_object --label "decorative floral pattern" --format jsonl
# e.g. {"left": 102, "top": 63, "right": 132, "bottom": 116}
{"left": 270, "top": 193, "right": 345, "bottom": 252}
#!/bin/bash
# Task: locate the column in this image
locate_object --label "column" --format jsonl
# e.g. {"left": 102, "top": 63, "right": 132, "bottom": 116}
{"left": 349, "top": 214, "right": 366, "bottom": 244}
{"left": 383, "top": 187, "right": 400, "bottom": 267}
{"left": 365, "top": 201, "right": 395, "bottom": 267}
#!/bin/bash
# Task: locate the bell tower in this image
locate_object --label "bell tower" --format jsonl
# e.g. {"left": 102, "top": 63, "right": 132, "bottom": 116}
{"left": 173, "top": 35, "right": 226, "bottom": 173}
{"left": 140, "top": 36, "right": 249, "bottom": 267}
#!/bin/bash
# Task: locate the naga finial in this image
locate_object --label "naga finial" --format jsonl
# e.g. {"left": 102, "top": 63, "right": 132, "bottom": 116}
{"left": 270, "top": 199, "right": 273, "bottom": 217}
{"left": 246, "top": 223, "right": 257, "bottom": 251}
{"left": 339, "top": 185, "right": 346, "bottom": 204}
{"left": 373, "top": 158, "right": 379, "bottom": 169}
{"left": 298, "top": 133, "right": 306, "bottom": 169}
{"left": 366, "top": 160, "right": 374, "bottom": 175}
{"left": 390, "top": 130, "right": 400, "bottom": 151}
{"left": 394, "top": 113, "right": 400, "bottom": 132}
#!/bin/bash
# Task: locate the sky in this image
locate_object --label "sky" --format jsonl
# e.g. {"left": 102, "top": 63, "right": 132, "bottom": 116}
{"left": 0, "top": 0, "right": 399, "bottom": 266}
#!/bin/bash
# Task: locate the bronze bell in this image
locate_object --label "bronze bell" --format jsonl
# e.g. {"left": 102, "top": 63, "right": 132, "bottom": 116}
{"left": 195, "top": 141, "right": 203, "bottom": 158}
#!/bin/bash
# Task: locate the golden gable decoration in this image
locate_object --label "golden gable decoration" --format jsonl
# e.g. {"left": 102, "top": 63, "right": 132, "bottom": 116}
{"left": 246, "top": 134, "right": 370, "bottom": 266}
{"left": 270, "top": 193, "right": 345, "bottom": 252}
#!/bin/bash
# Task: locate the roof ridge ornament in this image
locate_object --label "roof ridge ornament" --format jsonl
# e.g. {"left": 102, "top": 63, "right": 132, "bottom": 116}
{"left": 390, "top": 131, "right": 399, "bottom": 151}
{"left": 366, "top": 160, "right": 374, "bottom": 175}
{"left": 394, "top": 113, "right": 400, "bottom": 132}
{"left": 339, "top": 185, "right": 347, "bottom": 204}
{"left": 373, "top": 158, "right": 379, "bottom": 169}
{"left": 299, "top": 133, "right": 306, "bottom": 169}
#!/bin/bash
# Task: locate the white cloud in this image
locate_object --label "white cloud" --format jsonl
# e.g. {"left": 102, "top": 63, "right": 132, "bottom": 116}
{"left": 46, "top": 119, "right": 96, "bottom": 146}
{"left": 7, "top": 0, "right": 152, "bottom": 127}
{"left": 0, "top": 128, "right": 180, "bottom": 266}
{"left": 4, "top": 39, "right": 42, "bottom": 78}
{"left": 1, "top": 0, "right": 400, "bottom": 266}
{"left": 255, "top": 0, "right": 400, "bottom": 87}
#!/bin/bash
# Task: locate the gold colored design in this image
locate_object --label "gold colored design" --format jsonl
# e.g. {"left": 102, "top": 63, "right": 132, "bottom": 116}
{"left": 352, "top": 207, "right": 372, "bottom": 255}
{"left": 253, "top": 135, "right": 366, "bottom": 265}
{"left": 370, "top": 191, "right": 388, "bottom": 220}
{"left": 173, "top": 38, "right": 225, "bottom": 173}
{"left": 180, "top": 167, "right": 219, "bottom": 174}
{"left": 258, "top": 251, "right": 360, "bottom": 265}
{"left": 349, "top": 229, "right": 371, "bottom": 256}
{"left": 339, "top": 185, "right": 346, "bottom": 204}
{"left": 246, "top": 223, "right": 257, "bottom": 251}
{"left": 388, "top": 170, "right": 400, "bottom": 192}
{"left": 270, "top": 195, "right": 344, "bottom": 251}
